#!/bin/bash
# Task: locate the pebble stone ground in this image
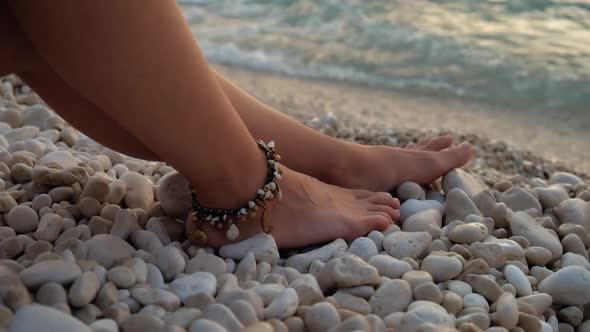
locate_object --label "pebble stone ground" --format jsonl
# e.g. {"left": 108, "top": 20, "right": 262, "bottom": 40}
{"left": 0, "top": 74, "right": 590, "bottom": 332}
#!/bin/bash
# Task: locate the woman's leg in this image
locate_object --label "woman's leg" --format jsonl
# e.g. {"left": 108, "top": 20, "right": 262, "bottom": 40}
{"left": 212, "top": 69, "right": 473, "bottom": 191}
{"left": 3, "top": 0, "right": 470, "bottom": 195}
{"left": 22, "top": 67, "right": 159, "bottom": 160}
{"left": 9, "top": 0, "right": 269, "bottom": 209}
{"left": 0, "top": 0, "right": 157, "bottom": 160}
{"left": 8, "top": 0, "right": 398, "bottom": 247}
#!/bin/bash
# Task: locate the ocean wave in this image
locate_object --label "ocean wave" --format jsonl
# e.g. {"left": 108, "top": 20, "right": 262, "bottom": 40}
{"left": 201, "top": 41, "right": 469, "bottom": 95}
{"left": 181, "top": 0, "right": 590, "bottom": 110}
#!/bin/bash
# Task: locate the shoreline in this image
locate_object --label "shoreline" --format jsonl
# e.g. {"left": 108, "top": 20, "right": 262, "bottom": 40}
{"left": 215, "top": 63, "right": 590, "bottom": 175}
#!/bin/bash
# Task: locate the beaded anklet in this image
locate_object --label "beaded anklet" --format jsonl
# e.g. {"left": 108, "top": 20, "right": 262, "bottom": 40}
{"left": 186, "top": 140, "right": 283, "bottom": 246}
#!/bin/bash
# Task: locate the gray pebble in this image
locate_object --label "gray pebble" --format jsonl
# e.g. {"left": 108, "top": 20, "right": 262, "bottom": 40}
{"left": 203, "top": 303, "right": 243, "bottom": 331}
{"left": 19, "top": 260, "right": 81, "bottom": 288}
{"left": 107, "top": 266, "right": 136, "bottom": 289}
{"left": 347, "top": 237, "right": 378, "bottom": 261}
{"left": 228, "top": 299, "right": 258, "bottom": 327}
{"left": 185, "top": 252, "right": 226, "bottom": 276}
{"left": 219, "top": 233, "right": 279, "bottom": 265}
{"left": 189, "top": 319, "right": 227, "bottom": 332}
{"left": 9, "top": 304, "right": 92, "bottom": 332}
{"left": 304, "top": 302, "right": 341, "bottom": 332}
{"left": 5, "top": 205, "right": 39, "bottom": 234}
{"left": 235, "top": 253, "right": 257, "bottom": 283}
{"left": 69, "top": 271, "right": 100, "bottom": 307}
{"left": 154, "top": 246, "right": 185, "bottom": 282}
{"left": 36, "top": 282, "right": 68, "bottom": 306}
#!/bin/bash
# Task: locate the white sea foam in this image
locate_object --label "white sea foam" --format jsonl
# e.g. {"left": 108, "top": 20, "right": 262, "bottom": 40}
{"left": 180, "top": 0, "right": 590, "bottom": 110}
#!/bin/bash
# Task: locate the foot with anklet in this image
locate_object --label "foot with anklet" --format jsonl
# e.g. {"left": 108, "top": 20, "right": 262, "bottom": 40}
{"left": 186, "top": 138, "right": 471, "bottom": 248}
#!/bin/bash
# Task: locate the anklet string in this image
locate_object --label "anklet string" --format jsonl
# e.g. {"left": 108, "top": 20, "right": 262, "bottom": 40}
{"left": 186, "top": 140, "right": 283, "bottom": 246}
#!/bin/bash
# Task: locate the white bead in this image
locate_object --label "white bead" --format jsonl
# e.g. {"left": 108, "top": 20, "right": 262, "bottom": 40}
{"left": 206, "top": 215, "right": 212, "bottom": 220}
{"left": 222, "top": 214, "right": 227, "bottom": 221}
{"left": 240, "top": 208, "right": 247, "bottom": 215}
{"left": 248, "top": 201, "right": 256, "bottom": 208}
{"left": 267, "top": 141, "right": 275, "bottom": 149}
{"left": 257, "top": 189, "right": 265, "bottom": 196}
{"left": 269, "top": 182, "right": 276, "bottom": 190}
{"left": 226, "top": 224, "right": 239, "bottom": 241}
{"left": 264, "top": 191, "right": 273, "bottom": 199}
{"left": 274, "top": 172, "right": 282, "bottom": 180}
{"left": 277, "top": 190, "right": 283, "bottom": 200}
{"left": 268, "top": 160, "right": 275, "bottom": 165}
{"left": 212, "top": 216, "right": 219, "bottom": 222}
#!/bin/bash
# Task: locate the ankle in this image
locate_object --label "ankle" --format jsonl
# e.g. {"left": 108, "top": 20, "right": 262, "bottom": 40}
{"left": 322, "top": 142, "right": 367, "bottom": 187}
{"left": 191, "top": 148, "right": 268, "bottom": 209}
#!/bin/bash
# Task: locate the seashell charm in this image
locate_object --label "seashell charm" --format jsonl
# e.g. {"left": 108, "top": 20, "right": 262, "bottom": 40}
{"left": 187, "top": 214, "right": 208, "bottom": 246}
{"left": 226, "top": 224, "right": 240, "bottom": 241}
{"left": 188, "top": 229, "right": 208, "bottom": 246}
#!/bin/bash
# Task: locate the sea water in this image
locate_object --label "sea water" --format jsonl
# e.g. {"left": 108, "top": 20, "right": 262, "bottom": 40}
{"left": 180, "top": 0, "right": 590, "bottom": 111}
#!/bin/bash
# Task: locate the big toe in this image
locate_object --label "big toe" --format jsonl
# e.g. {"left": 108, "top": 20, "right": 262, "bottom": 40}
{"left": 439, "top": 142, "right": 473, "bottom": 170}
{"left": 424, "top": 135, "right": 454, "bottom": 151}
{"left": 356, "top": 214, "right": 391, "bottom": 237}
{"left": 367, "top": 192, "right": 400, "bottom": 209}
{"left": 407, "top": 135, "right": 454, "bottom": 151}
{"left": 369, "top": 204, "right": 400, "bottom": 221}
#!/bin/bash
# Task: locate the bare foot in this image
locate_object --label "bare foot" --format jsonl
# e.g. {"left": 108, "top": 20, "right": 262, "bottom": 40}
{"left": 187, "top": 165, "right": 399, "bottom": 248}
{"left": 328, "top": 136, "right": 473, "bottom": 192}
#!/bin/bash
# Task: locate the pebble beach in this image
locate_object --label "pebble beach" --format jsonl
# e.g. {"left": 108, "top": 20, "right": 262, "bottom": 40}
{"left": 0, "top": 69, "right": 590, "bottom": 332}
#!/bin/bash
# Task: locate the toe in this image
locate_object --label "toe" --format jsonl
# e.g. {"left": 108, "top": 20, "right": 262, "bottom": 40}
{"left": 407, "top": 135, "right": 454, "bottom": 152}
{"left": 369, "top": 211, "right": 393, "bottom": 225}
{"left": 367, "top": 192, "right": 400, "bottom": 208}
{"left": 361, "top": 214, "right": 391, "bottom": 233}
{"left": 424, "top": 135, "right": 453, "bottom": 151}
{"left": 369, "top": 204, "right": 399, "bottom": 220}
{"left": 439, "top": 142, "right": 473, "bottom": 170}
{"left": 406, "top": 137, "right": 431, "bottom": 149}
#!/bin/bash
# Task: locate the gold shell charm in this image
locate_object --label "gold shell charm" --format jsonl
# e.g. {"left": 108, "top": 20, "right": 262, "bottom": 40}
{"left": 260, "top": 205, "right": 273, "bottom": 234}
{"left": 187, "top": 214, "right": 208, "bottom": 246}
{"left": 188, "top": 229, "right": 208, "bottom": 246}
{"left": 226, "top": 224, "right": 240, "bottom": 241}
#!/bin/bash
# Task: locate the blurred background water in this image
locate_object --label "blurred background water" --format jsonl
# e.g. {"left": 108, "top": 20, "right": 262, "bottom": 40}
{"left": 180, "top": 0, "right": 590, "bottom": 114}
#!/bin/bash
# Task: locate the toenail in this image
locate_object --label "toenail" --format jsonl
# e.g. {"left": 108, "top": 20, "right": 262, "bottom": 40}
{"left": 457, "top": 142, "right": 471, "bottom": 148}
